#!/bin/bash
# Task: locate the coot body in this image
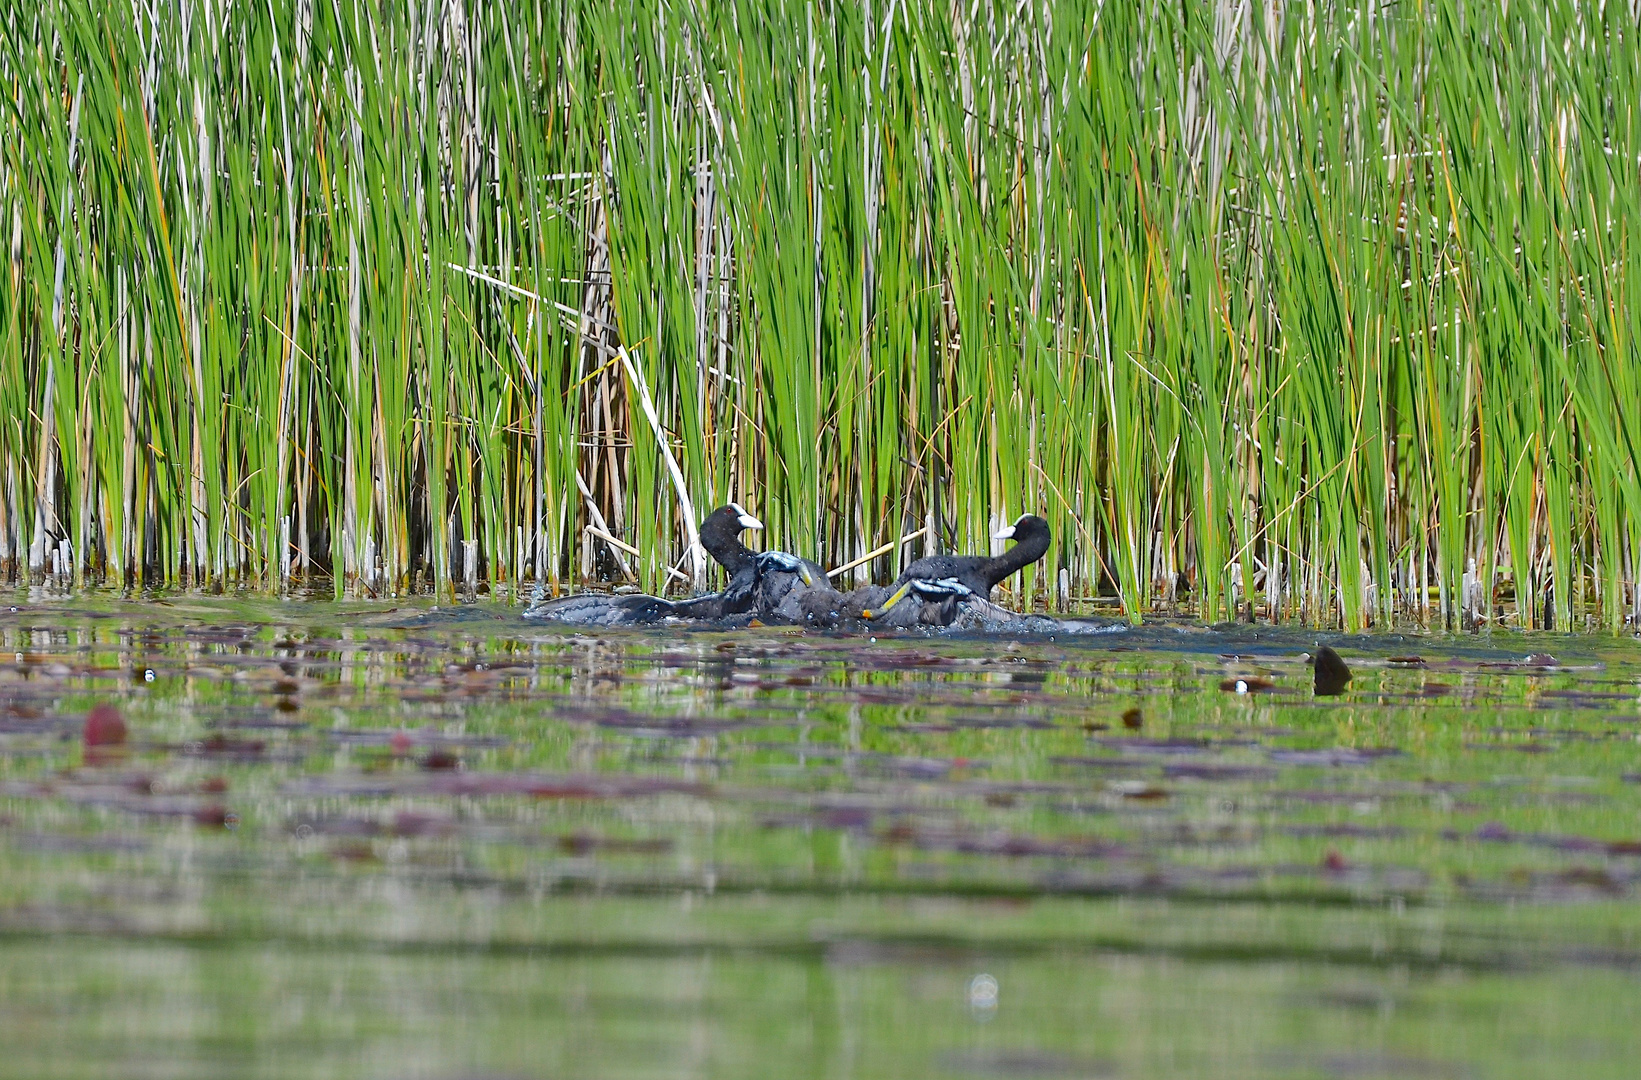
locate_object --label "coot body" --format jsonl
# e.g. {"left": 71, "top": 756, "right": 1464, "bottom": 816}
{"left": 698, "top": 503, "right": 825, "bottom": 616}
{"left": 891, "top": 515, "right": 1051, "bottom": 597}
{"left": 865, "top": 514, "right": 1051, "bottom": 620}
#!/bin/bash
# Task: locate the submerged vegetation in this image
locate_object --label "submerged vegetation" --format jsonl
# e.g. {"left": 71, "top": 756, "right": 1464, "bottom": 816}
{"left": 1, "top": 0, "right": 1638, "bottom": 628}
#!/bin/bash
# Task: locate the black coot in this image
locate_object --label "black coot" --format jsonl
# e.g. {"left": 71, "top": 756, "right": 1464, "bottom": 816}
{"left": 864, "top": 514, "right": 1050, "bottom": 619}
{"left": 698, "top": 503, "right": 825, "bottom": 615}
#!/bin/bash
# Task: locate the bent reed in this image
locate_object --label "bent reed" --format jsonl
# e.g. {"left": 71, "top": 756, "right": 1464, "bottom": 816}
{"left": 2, "top": 0, "right": 1638, "bottom": 629}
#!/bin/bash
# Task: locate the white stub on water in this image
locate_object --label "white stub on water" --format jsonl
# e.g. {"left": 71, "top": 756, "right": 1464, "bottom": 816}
{"left": 968, "top": 973, "right": 999, "bottom": 1016}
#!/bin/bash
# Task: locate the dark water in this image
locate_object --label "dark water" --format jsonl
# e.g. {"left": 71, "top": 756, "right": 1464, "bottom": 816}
{"left": 2, "top": 594, "right": 1640, "bottom": 1078}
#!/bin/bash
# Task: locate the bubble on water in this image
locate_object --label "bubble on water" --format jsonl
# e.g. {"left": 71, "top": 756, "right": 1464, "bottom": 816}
{"left": 968, "top": 973, "right": 999, "bottom": 1015}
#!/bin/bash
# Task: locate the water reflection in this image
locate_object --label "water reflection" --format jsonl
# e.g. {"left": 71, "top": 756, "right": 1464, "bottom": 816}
{"left": 0, "top": 596, "right": 1639, "bottom": 1076}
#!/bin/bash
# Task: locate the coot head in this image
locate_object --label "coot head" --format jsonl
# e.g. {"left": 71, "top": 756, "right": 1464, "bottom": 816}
{"left": 700, "top": 503, "right": 763, "bottom": 550}
{"left": 993, "top": 514, "right": 1049, "bottom": 544}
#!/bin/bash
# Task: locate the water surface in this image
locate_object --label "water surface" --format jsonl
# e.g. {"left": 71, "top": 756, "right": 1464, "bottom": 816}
{"left": 2, "top": 595, "right": 1639, "bottom": 1078}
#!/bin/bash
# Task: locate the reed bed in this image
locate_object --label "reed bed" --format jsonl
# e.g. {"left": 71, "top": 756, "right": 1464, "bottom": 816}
{"left": 2, "top": 0, "right": 1638, "bottom": 629}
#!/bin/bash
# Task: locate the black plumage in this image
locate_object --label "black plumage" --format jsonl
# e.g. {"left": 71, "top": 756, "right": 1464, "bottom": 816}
{"left": 864, "top": 514, "right": 1050, "bottom": 619}
{"left": 698, "top": 503, "right": 825, "bottom": 615}
{"left": 522, "top": 592, "right": 681, "bottom": 627}
{"left": 891, "top": 514, "right": 1051, "bottom": 597}
{"left": 526, "top": 504, "right": 819, "bottom": 628}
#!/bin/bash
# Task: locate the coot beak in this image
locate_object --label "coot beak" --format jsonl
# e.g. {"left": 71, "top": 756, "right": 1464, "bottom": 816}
{"left": 861, "top": 581, "right": 915, "bottom": 619}
{"left": 728, "top": 501, "right": 763, "bottom": 530}
{"left": 993, "top": 524, "right": 1016, "bottom": 540}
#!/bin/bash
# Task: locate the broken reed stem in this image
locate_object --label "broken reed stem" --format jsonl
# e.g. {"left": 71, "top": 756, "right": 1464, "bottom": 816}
{"left": 828, "top": 528, "right": 928, "bottom": 580}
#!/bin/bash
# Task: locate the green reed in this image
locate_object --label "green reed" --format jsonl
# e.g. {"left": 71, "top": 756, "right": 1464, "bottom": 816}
{"left": 1, "top": 0, "right": 1637, "bottom": 629}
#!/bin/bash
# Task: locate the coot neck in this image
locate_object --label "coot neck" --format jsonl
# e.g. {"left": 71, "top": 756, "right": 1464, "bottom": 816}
{"left": 700, "top": 521, "right": 756, "bottom": 576}
{"left": 983, "top": 528, "right": 1049, "bottom": 585}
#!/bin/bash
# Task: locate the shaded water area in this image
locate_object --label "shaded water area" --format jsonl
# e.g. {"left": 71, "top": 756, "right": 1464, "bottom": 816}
{"left": 3, "top": 594, "right": 1641, "bottom": 1078}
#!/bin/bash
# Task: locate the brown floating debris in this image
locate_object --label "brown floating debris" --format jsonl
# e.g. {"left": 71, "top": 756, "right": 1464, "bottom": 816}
{"left": 331, "top": 840, "right": 377, "bottom": 862}
{"left": 83, "top": 704, "right": 127, "bottom": 747}
{"left": 419, "top": 748, "right": 461, "bottom": 771}
{"left": 558, "top": 832, "right": 673, "bottom": 855}
{"left": 82, "top": 704, "right": 127, "bottom": 762}
{"left": 192, "top": 804, "right": 236, "bottom": 829}
{"left": 193, "top": 733, "right": 267, "bottom": 756}
{"left": 1313, "top": 646, "right": 1352, "bottom": 696}
{"left": 1219, "top": 677, "right": 1276, "bottom": 693}
{"left": 1122, "top": 707, "right": 1143, "bottom": 730}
